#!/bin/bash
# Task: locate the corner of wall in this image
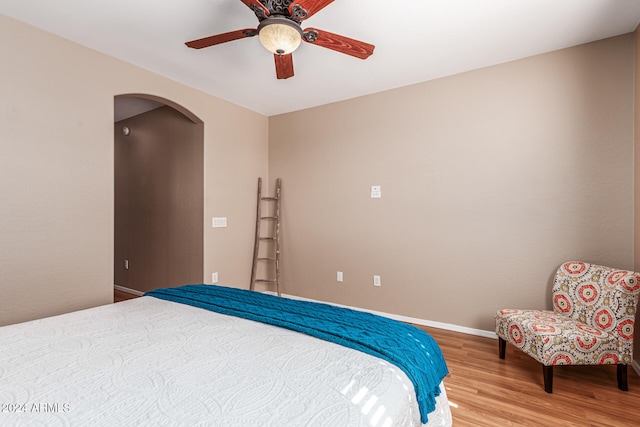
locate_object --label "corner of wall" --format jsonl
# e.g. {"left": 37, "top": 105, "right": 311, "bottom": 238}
{"left": 633, "top": 24, "right": 640, "bottom": 367}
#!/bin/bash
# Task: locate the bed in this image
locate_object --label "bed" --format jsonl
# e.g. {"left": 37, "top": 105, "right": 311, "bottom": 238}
{"left": 0, "top": 285, "right": 452, "bottom": 426}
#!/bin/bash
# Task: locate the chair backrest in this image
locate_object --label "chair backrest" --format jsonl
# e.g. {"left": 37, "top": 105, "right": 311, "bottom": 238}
{"left": 552, "top": 262, "right": 640, "bottom": 341}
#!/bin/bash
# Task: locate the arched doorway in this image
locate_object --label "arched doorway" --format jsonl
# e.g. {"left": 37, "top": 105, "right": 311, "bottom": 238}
{"left": 114, "top": 94, "right": 204, "bottom": 293}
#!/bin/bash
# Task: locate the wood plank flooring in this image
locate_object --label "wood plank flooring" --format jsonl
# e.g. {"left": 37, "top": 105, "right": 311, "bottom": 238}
{"left": 114, "top": 288, "right": 139, "bottom": 302}
{"left": 113, "top": 290, "right": 639, "bottom": 425}
{"left": 420, "top": 326, "right": 640, "bottom": 426}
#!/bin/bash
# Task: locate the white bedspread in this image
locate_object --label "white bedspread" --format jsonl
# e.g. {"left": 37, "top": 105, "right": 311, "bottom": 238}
{"left": 0, "top": 296, "right": 451, "bottom": 426}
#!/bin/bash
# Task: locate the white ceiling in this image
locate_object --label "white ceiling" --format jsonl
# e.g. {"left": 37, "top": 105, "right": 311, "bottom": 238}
{"left": 2, "top": 0, "right": 640, "bottom": 116}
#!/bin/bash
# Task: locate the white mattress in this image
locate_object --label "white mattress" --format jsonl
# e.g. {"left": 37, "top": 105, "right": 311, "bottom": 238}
{"left": 0, "top": 296, "right": 451, "bottom": 426}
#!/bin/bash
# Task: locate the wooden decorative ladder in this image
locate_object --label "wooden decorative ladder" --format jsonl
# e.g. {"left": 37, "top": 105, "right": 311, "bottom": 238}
{"left": 250, "top": 177, "right": 281, "bottom": 296}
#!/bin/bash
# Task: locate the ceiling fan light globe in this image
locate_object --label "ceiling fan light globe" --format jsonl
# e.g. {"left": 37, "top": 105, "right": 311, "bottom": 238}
{"left": 258, "top": 20, "right": 302, "bottom": 55}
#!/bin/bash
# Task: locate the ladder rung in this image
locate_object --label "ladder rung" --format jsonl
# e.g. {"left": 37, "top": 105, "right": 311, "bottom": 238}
{"left": 261, "top": 197, "right": 277, "bottom": 201}
{"left": 258, "top": 257, "right": 276, "bottom": 261}
{"left": 255, "top": 279, "right": 277, "bottom": 283}
{"left": 260, "top": 216, "right": 277, "bottom": 220}
{"left": 259, "top": 237, "right": 276, "bottom": 241}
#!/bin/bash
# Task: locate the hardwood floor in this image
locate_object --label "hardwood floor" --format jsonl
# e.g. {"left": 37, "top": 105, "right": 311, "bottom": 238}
{"left": 421, "top": 326, "right": 640, "bottom": 426}
{"left": 114, "top": 288, "right": 139, "bottom": 302}
{"left": 113, "top": 290, "right": 638, "bottom": 425}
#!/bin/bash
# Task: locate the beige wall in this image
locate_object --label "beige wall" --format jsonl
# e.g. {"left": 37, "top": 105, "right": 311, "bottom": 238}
{"left": 0, "top": 10, "right": 636, "bottom": 340}
{"left": 269, "top": 35, "right": 635, "bottom": 332}
{"left": 0, "top": 14, "right": 268, "bottom": 326}
{"left": 636, "top": 26, "right": 640, "bottom": 272}
{"left": 634, "top": 25, "right": 640, "bottom": 364}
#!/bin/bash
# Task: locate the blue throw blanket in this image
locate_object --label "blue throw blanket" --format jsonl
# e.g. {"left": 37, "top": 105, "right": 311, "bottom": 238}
{"left": 145, "top": 284, "right": 448, "bottom": 423}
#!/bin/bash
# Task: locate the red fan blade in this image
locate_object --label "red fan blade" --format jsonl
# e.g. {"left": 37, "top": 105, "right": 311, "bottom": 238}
{"left": 274, "top": 53, "right": 294, "bottom": 79}
{"left": 185, "top": 29, "right": 257, "bottom": 49}
{"left": 289, "top": 0, "right": 334, "bottom": 20}
{"left": 303, "top": 28, "right": 374, "bottom": 59}
{"left": 239, "top": 0, "right": 270, "bottom": 17}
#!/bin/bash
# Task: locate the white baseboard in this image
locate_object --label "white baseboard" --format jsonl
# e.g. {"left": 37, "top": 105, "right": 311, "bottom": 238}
{"left": 113, "top": 285, "right": 145, "bottom": 297}
{"left": 124, "top": 286, "right": 640, "bottom": 370}
{"left": 116, "top": 284, "right": 496, "bottom": 338}
{"left": 267, "top": 292, "right": 640, "bottom": 372}
{"left": 266, "top": 291, "right": 497, "bottom": 340}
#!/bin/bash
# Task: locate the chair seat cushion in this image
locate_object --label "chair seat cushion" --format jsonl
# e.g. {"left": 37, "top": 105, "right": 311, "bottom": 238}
{"left": 495, "top": 309, "right": 632, "bottom": 366}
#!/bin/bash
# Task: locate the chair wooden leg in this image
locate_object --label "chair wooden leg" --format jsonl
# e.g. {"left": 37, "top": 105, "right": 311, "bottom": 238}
{"left": 617, "top": 364, "right": 628, "bottom": 391}
{"left": 542, "top": 365, "right": 553, "bottom": 393}
{"left": 498, "top": 337, "right": 506, "bottom": 359}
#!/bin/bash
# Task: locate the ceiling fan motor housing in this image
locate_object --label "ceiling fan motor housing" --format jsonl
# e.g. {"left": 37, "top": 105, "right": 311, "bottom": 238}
{"left": 255, "top": 0, "right": 307, "bottom": 21}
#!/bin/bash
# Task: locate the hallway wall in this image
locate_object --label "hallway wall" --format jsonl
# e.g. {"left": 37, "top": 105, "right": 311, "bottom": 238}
{"left": 114, "top": 106, "right": 204, "bottom": 293}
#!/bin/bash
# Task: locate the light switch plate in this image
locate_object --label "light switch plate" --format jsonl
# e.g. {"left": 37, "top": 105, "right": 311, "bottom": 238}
{"left": 212, "top": 217, "right": 227, "bottom": 228}
{"left": 371, "top": 185, "right": 382, "bottom": 198}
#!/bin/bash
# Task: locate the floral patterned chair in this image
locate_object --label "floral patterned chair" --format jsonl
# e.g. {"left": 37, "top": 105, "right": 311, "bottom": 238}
{"left": 495, "top": 261, "right": 640, "bottom": 393}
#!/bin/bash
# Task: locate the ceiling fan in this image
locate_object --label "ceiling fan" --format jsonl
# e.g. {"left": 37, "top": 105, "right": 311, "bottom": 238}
{"left": 185, "top": 0, "right": 375, "bottom": 79}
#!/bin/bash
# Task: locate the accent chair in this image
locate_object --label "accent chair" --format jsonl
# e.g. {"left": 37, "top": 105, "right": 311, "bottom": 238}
{"left": 495, "top": 261, "right": 640, "bottom": 393}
